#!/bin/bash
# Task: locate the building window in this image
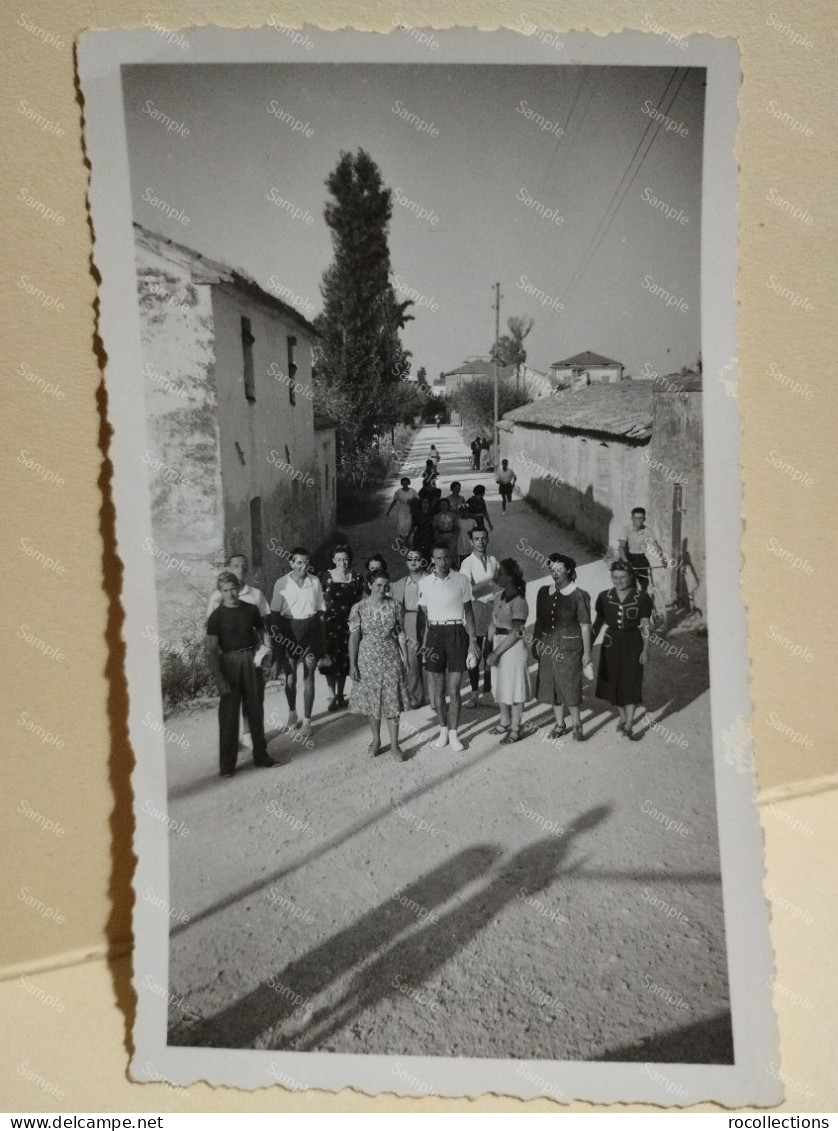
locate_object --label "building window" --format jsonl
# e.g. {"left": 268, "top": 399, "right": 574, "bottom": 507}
{"left": 241, "top": 317, "right": 255, "bottom": 401}
{"left": 287, "top": 336, "right": 297, "bottom": 406}
{"left": 285, "top": 445, "right": 291, "bottom": 467}
{"left": 325, "top": 463, "right": 330, "bottom": 493}
{"left": 249, "top": 497, "right": 263, "bottom": 568}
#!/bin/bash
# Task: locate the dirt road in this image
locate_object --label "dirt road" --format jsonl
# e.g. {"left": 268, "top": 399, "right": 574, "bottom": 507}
{"left": 163, "top": 424, "right": 730, "bottom": 1065}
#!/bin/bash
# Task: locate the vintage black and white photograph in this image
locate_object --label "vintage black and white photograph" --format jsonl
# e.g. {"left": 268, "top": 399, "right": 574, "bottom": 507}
{"left": 79, "top": 25, "right": 778, "bottom": 1103}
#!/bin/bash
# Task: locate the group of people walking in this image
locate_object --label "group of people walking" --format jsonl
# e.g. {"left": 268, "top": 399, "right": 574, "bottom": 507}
{"left": 204, "top": 529, "right": 654, "bottom": 775}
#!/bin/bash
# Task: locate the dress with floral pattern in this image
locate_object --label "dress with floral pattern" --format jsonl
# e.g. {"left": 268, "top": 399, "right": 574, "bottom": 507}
{"left": 320, "top": 571, "right": 365, "bottom": 677}
{"left": 348, "top": 597, "right": 408, "bottom": 717}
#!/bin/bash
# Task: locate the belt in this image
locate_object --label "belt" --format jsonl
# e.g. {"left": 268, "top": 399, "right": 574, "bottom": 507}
{"left": 428, "top": 619, "right": 465, "bottom": 626}
{"left": 494, "top": 627, "right": 509, "bottom": 635}
{"left": 222, "top": 646, "right": 256, "bottom": 655}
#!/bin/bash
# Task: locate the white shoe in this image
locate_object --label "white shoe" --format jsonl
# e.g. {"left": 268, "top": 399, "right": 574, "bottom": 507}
{"left": 430, "top": 728, "right": 448, "bottom": 749}
{"left": 286, "top": 710, "right": 299, "bottom": 730}
{"left": 239, "top": 733, "right": 253, "bottom": 750}
{"left": 448, "top": 731, "right": 464, "bottom": 752}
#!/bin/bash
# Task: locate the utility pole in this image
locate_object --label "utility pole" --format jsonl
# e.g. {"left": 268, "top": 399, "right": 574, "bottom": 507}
{"left": 493, "top": 281, "right": 501, "bottom": 464}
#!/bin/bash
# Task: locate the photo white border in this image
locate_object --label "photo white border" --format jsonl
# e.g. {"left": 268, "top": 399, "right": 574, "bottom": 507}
{"left": 78, "top": 24, "right": 780, "bottom": 1104}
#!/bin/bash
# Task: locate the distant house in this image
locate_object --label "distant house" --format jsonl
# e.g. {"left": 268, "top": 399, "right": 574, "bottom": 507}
{"left": 550, "top": 350, "right": 625, "bottom": 391}
{"left": 135, "top": 223, "right": 336, "bottom": 652}
{"left": 499, "top": 382, "right": 653, "bottom": 551}
{"left": 440, "top": 357, "right": 550, "bottom": 399}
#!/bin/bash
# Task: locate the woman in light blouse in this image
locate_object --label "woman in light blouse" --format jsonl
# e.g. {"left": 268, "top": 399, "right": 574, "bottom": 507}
{"left": 487, "top": 558, "right": 531, "bottom": 744}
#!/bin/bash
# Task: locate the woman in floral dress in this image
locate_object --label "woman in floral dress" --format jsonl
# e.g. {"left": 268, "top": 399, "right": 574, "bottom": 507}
{"left": 348, "top": 574, "right": 409, "bottom": 761}
{"left": 320, "top": 544, "right": 364, "bottom": 712}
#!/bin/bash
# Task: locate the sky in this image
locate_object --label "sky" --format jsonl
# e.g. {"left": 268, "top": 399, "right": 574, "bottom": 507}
{"left": 123, "top": 62, "right": 704, "bottom": 382}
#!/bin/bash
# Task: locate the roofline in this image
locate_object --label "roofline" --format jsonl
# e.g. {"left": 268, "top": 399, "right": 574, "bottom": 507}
{"left": 134, "top": 222, "right": 319, "bottom": 338}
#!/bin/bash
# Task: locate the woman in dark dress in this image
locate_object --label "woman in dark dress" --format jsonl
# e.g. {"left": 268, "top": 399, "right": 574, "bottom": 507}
{"left": 592, "top": 560, "right": 652, "bottom": 740}
{"left": 320, "top": 544, "right": 364, "bottom": 711}
{"left": 532, "top": 553, "right": 593, "bottom": 742}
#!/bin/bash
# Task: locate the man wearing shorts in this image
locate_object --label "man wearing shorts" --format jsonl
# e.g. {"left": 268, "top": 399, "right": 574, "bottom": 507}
{"left": 418, "top": 545, "right": 479, "bottom": 752}
{"left": 458, "top": 527, "right": 500, "bottom": 708}
{"left": 270, "top": 547, "right": 326, "bottom": 738}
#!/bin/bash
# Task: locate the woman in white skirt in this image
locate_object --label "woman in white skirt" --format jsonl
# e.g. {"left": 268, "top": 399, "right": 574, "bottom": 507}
{"left": 487, "top": 557, "right": 531, "bottom": 744}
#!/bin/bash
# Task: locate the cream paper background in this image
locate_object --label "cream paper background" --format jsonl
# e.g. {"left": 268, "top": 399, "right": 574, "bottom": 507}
{"left": 2, "top": 0, "right": 835, "bottom": 1112}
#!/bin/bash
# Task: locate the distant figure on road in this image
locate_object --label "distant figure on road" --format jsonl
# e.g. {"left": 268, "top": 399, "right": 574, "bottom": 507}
{"left": 532, "top": 553, "right": 593, "bottom": 743}
{"left": 387, "top": 476, "right": 419, "bottom": 540}
{"left": 435, "top": 412, "right": 442, "bottom": 429}
{"left": 459, "top": 527, "right": 500, "bottom": 707}
{"left": 348, "top": 573, "right": 409, "bottom": 761}
{"left": 418, "top": 545, "right": 480, "bottom": 752}
{"left": 471, "top": 437, "right": 482, "bottom": 470}
{"left": 429, "top": 444, "right": 441, "bottom": 469}
{"left": 592, "top": 559, "right": 652, "bottom": 741}
{"left": 618, "top": 506, "right": 663, "bottom": 594}
{"left": 495, "top": 459, "right": 517, "bottom": 513}
{"left": 409, "top": 496, "right": 436, "bottom": 567}
{"left": 487, "top": 558, "right": 531, "bottom": 743}
{"left": 432, "top": 496, "right": 460, "bottom": 561}
{"left": 479, "top": 438, "right": 492, "bottom": 471}
{"left": 391, "top": 550, "right": 429, "bottom": 708}
{"left": 270, "top": 547, "right": 327, "bottom": 738}
{"left": 206, "top": 571, "right": 276, "bottom": 777}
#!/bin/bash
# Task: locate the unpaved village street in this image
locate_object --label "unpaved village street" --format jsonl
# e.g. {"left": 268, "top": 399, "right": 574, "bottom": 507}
{"left": 163, "top": 426, "right": 730, "bottom": 1066}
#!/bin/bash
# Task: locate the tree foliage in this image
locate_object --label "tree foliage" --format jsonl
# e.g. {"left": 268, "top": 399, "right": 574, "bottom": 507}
{"left": 448, "top": 375, "right": 531, "bottom": 435}
{"left": 489, "top": 315, "right": 534, "bottom": 372}
{"left": 313, "top": 149, "right": 413, "bottom": 449}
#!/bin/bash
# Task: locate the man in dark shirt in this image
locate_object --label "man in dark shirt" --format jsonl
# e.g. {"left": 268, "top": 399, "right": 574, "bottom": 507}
{"left": 206, "top": 571, "right": 276, "bottom": 777}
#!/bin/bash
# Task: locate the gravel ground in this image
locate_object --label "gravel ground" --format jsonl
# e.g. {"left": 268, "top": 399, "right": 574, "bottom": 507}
{"left": 163, "top": 425, "right": 731, "bottom": 1063}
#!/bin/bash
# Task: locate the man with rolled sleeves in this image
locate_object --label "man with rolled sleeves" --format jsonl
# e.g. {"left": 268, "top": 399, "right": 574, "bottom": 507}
{"left": 206, "top": 571, "right": 276, "bottom": 778}
{"left": 417, "top": 545, "right": 480, "bottom": 752}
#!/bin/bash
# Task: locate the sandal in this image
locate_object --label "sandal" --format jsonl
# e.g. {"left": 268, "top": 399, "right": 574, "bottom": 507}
{"left": 501, "top": 729, "right": 524, "bottom": 744}
{"left": 489, "top": 724, "right": 510, "bottom": 736}
{"left": 368, "top": 742, "right": 381, "bottom": 758}
{"left": 548, "top": 724, "right": 568, "bottom": 740}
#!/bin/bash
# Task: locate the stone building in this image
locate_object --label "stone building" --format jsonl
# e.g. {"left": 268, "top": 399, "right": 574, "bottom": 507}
{"left": 550, "top": 350, "right": 625, "bottom": 391}
{"left": 135, "top": 223, "right": 335, "bottom": 653}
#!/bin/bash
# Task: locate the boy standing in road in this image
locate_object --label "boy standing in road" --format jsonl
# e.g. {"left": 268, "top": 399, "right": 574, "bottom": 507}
{"left": 618, "top": 507, "right": 664, "bottom": 593}
{"left": 495, "top": 459, "right": 517, "bottom": 513}
{"left": 270, "top": 547, "right": 327, "bottom": 738}
{"left": 206, "top": 572, "right": 276, "bottom": 777}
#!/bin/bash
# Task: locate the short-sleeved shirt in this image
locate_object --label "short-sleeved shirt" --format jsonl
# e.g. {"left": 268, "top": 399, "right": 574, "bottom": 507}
{"left": 492, "top": 592, "right": 528, "bottom": 631}
{"left": 459, "top": 552, "right": 500, "bottom": 605}
{"left": 417, "top": 570, "right": 473, "bottom": 623}
{"left": 207, "top": 602, "right": 263, "bottom": 653}
{"left": 206, "top": 583, "right": 270, "bottom": 619}
{"left": 622, "top": 525, "right": 659, "bottom": 555}
{"left": 496, "top": 468, "right": 516, "bottom": 485}
{"left": 271, "top": 573, "right": 326, "bottom": 618}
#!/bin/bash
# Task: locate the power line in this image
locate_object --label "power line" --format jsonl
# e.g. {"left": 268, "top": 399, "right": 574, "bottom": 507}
{"left": 560, "top": 68, "right": 689, "bottom": 306}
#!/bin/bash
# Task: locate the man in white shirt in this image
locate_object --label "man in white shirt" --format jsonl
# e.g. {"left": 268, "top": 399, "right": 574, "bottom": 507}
{"left": 270, "top": 547, "right": 326, "bottom": 737}
{"left": 617, "top": 507, "right": 664, "bottom": 593}
{"left": 495, "top": 459, "right": 517, "bottom": 512}
{"left": 206, "top": 553, "right": 271, "bottom": 749}
{"left": 417, "top": 545, "right": 479, "bottom": 751}
{"left": 459, "top": 528, "right": 500, "bottom": 707}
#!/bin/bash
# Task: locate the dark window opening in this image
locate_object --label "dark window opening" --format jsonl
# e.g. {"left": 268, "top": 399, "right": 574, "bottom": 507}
{"left": 287, "top": 336, "right": 297, "bottom": 406}
{"left": 249, "top": 497, "right": 263, "bottom": 568}
{"left": 241, "top": 317, "right": 256, "bottom": 401}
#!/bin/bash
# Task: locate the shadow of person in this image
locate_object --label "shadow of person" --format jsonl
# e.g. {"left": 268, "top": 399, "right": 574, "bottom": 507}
{"left": 169, "top": 844, "right": 503, "bottom": 1049}
{"left": 293, "top": 805, "right": 611, "bottom": 1053}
